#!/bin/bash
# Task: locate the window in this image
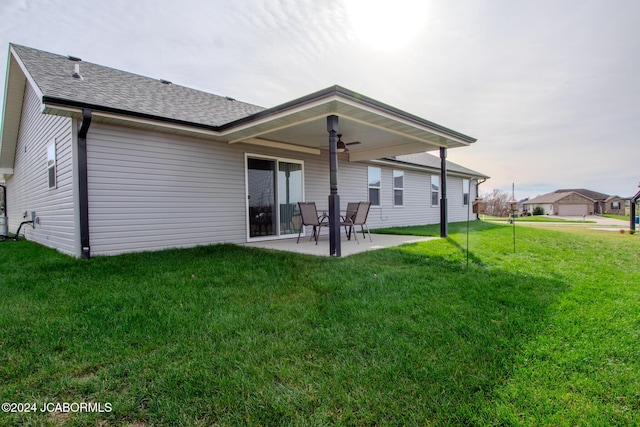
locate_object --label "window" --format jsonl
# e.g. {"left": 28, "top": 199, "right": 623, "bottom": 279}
{"left": 393, "top": 170, "right": 404, "bottom": 206}
{"left": 431, "top": 175, "right": 439, "bottom": 206}
{"left": 612, "top": 201, "right": 620, "bottom": 210}
{"left": 47, "top": 140, "right": 56, "bottom": 189}
{"left": 463, "top": 179, "right": 470, "bottom": 206}
{"left": 368, "top": 167, "right": 381, "bottom": 206}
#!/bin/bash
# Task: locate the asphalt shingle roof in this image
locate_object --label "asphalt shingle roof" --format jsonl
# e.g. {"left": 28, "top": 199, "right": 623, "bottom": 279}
{"left": 11, "top": 44, "right": 266, "bottom": 127}
{"left": 525, "top": 192, "right": 577, "bottom": 204}
{"left": 554, "top": 188, "right": 609, "bottom": 201}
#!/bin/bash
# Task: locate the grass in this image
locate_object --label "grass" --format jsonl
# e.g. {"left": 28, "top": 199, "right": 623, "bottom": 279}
{"left": 1, "top": 222, "right": 639, "bottom": 426}
{"left": 602, "top": 213, "right": 633, "bottom": 221}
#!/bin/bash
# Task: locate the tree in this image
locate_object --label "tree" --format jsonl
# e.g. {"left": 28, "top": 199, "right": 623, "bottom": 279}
{"left": 481, "top": 188, "right": 511, "bottom": 217}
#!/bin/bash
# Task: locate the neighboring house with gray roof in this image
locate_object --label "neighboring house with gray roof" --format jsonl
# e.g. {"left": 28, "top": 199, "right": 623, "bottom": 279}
{"left": 524, "top": 190, "right": 597, "bottom": 216}
{"left": 554, "top": 188, "right": 612, "bottom": 215}
{"left": 525, "top": 188, "right": 628, "bottom": 216}
{"left": 0, "top": 44, "right": 486, "bottom": 257}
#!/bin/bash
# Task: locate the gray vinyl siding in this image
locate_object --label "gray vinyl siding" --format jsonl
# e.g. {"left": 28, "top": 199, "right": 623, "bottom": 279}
{"left": 85, "top": 125, "right": 338, "bottom": 255}
{"left": 332, "top": 163, "right": 478, "bottom": 229}
{"left": 84, "top": 123, "right": 478, "bottom": 255}
{"left": 333, "top": 163, "right": 444, "bottom": 229}
{"left": 5, "top": 83, "right": 75, "bottom": 255}
{"left": 86, "top": 123, "right": 248, "bottom": 255}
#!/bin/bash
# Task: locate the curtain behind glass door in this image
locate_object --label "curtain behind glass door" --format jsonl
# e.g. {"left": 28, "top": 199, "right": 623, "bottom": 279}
{"left": 248, "top": 158, "right": 276, "bottom": 237}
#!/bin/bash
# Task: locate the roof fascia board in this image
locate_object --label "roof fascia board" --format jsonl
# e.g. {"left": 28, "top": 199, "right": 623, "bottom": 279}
{"left": 0, "top": 49, "right": 31, "bottom": 170}
{"left": 225, "top": 94, "right": 469, "bottom": 151}
{"left": 334, "top": 95, "right": 470, "bottom": 147}
{"left": 337, "top": 110, "right": 450, "bottom": 149}
{"left": 221, "top": 85, "right": 477, "bottom": 145}
{"left": 332, "top": 85, "right": 476, "bottom": 144}
{"left": 8, "top": 45, "right": 44, "bottom": 100}
{"left": 224, "top": 102, "right": 336, "bottom": 143}
{"left": 218, "top": 86, "right": 341, "bottom": 131}
{"left": 225, "top": 98, "right": 453, "bottom": 150}
{"left": 42, "top": 97, "right": 223, "bottom": 133}
{"left": 89, "top": 110, "right": 223, "bottom": 139}
{"left": 43, "top": 104, "right": 225, "bottom": 139}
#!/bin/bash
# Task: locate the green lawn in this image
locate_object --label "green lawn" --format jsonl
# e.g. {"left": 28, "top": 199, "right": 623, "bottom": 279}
{"left": 602, "top": 213, "right": 633, "bottom": 221}
{"left": 1, "top": 222, "right": 639, "bottom": 426}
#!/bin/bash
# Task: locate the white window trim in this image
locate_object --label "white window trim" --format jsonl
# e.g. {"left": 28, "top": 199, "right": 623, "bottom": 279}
{"left": 463, "top": 179, "right": 470, "bottom": 206}
{"left": 47, "top": 139, "right": 57, "bottom": 189}
{"left": 393, "top": 170, "right": 404, "bottom": 207}
{"left": 244, "top": 153, "right": 305, "bottom": 242}
{"left": 431, "top": 175, "right": 439, "bottom": 207}
{"left": 368, "top": 166, "right": 381, "bottom": 207}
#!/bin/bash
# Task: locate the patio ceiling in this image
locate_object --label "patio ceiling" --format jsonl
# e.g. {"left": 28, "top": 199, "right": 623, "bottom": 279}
{"left": 220, "top": 86, "right": 476, "bottom": 162}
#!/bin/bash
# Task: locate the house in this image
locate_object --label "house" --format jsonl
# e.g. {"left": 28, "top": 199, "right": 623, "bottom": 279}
{"left": 524, "top": 191, "right": 596, "bottom": 216}
{"left": 0, "top": 44, "right": 487, "bottom": 258}
{"left": 524, "top": 188, "right": 629, "bottom": 216}
{"left": 603, "top": 195, "right": 627, "bottom": 216}
{"left": 554, "top": 188, "right": 611, "bottom": 215}
{"left": 631, "top": 189, "right": 640, "bottom": 232}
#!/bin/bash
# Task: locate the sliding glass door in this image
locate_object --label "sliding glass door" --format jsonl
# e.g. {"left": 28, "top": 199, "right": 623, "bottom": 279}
{"left": 247, "top": 156, "right": 304, "bottom": 239}
{"left": 247, "top": 158, "right": 277, "bottom": 238}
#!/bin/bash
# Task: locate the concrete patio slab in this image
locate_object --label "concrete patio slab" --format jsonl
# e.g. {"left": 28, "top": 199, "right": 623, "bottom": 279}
{"left": 243, "top": 233, "right": 437, "bottom": 257}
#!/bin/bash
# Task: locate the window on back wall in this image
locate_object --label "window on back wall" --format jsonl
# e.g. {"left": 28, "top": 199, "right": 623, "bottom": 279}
{"left": 463, "top": 179, "right": 470, "bottom": 206}
{"left": 612, "top": 201, "right": 620, "bottom": 210}
{"left": 393, "top": 170, "right": 404, "bottom": 206}
{"left": 47, "top": 140, "right": 56, "bottom": 189}
{"left": 431, "top": 175, "right": 439, "bottom": 206}
{"left": 368, "top": 166, "right": 381, "bottom": 206}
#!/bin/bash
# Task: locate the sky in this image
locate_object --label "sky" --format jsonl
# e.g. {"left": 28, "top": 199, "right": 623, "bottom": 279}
{"left": 1, "top": 0, "right": 639, "bottom": 200}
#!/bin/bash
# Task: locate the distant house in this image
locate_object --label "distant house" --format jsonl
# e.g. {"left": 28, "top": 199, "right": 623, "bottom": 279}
{"left": 555, "top": 188, "right": 625, "bottom": 215}
{"left": 0, "top": 44, "right": 487, "bottom": 258}
{"left": 524, "top": 188, "right": 629, "bottom": 216}
{"left": 603, "top": 195, "right": 627, "bottom": 216}
{"left": 524, "top": 191, "right": 595, "bottom": 216}
{"left": 631, "top": 189, "right": 640, "bottom": 232}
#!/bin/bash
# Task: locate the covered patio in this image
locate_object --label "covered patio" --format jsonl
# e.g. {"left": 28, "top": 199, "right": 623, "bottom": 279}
{"left": 221, "top": 85, "right": 477, "bottom": 256}
{"left": 244, "top": 233, "right": 437, "bottom": 257}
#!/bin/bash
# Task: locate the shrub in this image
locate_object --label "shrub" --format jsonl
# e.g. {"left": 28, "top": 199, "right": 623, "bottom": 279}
{"left": 532, "top": 206, "right": 544, "bottom": 216}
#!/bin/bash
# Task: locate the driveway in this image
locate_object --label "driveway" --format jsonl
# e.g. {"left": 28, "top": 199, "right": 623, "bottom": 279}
{"left": 553, "top": 215, "right": 630, "bottom": 226}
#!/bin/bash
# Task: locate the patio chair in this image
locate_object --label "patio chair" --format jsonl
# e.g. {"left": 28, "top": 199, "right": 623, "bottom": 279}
{"left": 297, "top": 202, "right": 328, "bottom": 244}
{"left": 341, "top": 201, "right": 372, "bottom": 243}
{"left": 340, "top": 202, "right": 359, "bottom": 241}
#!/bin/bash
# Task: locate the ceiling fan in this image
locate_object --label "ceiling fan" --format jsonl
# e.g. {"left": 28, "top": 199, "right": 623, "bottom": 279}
{"left": 313, "top": 134, "right": 362, "bottom": 152}
{"left": 337, "top": 134, "right": 361, "bottom": 153}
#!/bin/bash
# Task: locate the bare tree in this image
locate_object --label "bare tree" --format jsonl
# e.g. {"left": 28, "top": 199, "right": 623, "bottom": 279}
{"left": 481, "top": 188, "right": 511, "bottom": 217}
